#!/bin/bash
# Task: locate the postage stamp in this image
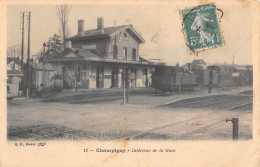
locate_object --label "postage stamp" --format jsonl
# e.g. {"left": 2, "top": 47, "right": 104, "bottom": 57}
{"left": 180, "top": 3, "right": 224, "bottom": 53}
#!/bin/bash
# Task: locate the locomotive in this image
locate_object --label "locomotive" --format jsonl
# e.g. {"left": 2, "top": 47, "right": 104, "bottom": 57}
{"left": 152, "top": 66, "right": 197, "bottom": 92}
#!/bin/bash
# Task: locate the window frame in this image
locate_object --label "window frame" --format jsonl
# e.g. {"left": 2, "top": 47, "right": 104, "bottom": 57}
{"left": 113, "top": 45, "right": 118, "bottom": 59}
{"left": 123, "top": 47, "right": 127, "bottom": 60}
{"left": 132, "top": 48, "right": 137, "bottom": 60}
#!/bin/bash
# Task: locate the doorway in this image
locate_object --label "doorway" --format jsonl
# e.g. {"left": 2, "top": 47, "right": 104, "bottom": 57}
{"left": 96, "top": 67, "right": 104, "bottom": 88}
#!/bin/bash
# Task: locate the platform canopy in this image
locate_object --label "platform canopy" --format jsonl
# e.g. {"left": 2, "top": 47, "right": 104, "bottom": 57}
{"left": 47, "top": 48, "right": 163, "bottom": 66}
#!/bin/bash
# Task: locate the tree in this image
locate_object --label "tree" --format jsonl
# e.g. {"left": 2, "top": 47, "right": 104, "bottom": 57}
{"left": 46, "top": 33, "right": 63, "bottom": 57}
{"left": 56, "top": 5, "right": 71, "bottom": 47}
{"left": 7, "top": 45, "right": 21, "bottom": 59}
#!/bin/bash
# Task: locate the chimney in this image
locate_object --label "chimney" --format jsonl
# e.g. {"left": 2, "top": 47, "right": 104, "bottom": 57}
{"left": 97, "top": 17, "right": 104, "bottom": 34}
{"left": 78, "top": 19, "right": 84, "bottom": 36}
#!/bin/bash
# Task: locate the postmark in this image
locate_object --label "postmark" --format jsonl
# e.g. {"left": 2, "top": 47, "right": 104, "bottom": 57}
{"left": 180, "top": 3, "right": 224, "bottom": 54}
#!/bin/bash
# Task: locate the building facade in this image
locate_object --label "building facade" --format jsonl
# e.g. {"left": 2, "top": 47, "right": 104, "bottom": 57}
{"left": 48, "top": 17, "right": 161, "bottom": 90}
{"left": 23, "top": 61, "right": 56, "bottom": 95}
{"left": 7, "top": 58, "right": 23, "bottom": 97}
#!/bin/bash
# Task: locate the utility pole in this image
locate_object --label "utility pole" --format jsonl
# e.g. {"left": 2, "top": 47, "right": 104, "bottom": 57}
{"left": 123, "top": 66, "right": 126, "bottom": 104}
{"left": 126, "top": 69, "right": 129, "bottom": 103}
{"left": 21, "top": 12, "right": 24, "bottom": 71}
{"left": 75, "top": 50, "right": 79, "bottom": 92}
{"left": 42, "top": 42, "right": 46, "bottom": 96}
{"left": 20, "top": 12, "right": 25, "bottom": 94}
{"left": 26, "top": 11, "right": 31, "bottom": 99}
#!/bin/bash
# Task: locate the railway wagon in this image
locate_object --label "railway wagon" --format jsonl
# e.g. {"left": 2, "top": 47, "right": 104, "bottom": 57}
{"left": 152, "top": 66, "right": 176, "bottom": 92}
{"left": 175, "top": 73, "right": 197, "bottom": 91}
{"left": 204, "top": 65, "right": 220, "bottom": 87}
{"left": 218, "top": 65, "right": 235, "bottom": 87}
{"left": 152, "top": 66, "right": 197, "bottom": 92}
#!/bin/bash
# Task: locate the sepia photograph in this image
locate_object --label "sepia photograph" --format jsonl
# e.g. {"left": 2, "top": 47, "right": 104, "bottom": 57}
{"left": 1, "top": 0, "right": 259, "bottom": 166}
{"left": 7, "top": 3, "right": 253, "bottom": 141}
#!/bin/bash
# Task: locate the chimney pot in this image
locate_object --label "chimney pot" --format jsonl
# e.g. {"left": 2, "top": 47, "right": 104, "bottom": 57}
{"left": 78, "top": 20, "right": 84, "bottom": 36}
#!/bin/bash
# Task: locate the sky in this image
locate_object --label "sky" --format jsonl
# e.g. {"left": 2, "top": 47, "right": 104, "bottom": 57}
{"left": 7, "top": 2, "right": 253, "bottom": 66}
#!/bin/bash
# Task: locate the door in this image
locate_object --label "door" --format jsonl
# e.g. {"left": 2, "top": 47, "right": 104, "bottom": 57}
{"left": 81, "top": 71, "right": 89, "bottom": 89}
{"left": 112, "top": 67, "right": 118, "bottom": 87}
{"left": 96, "top": 67, "right": 104, "bottom": 88}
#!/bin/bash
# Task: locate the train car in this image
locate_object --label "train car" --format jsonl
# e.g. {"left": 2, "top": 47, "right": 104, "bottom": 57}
{"left": 152, "top": 66, "right": 177, "bottom": 92}
{"left": 152, "top": 66, "right": 198, "bottom": 92}
{"left": 193, "top": 68, "right": 204, "bottom": 85}
{"left": 204, "top": 65, "right": 220, "bottom": 87}
{"left": 218, "top": 65, "right": 235, "bottom": 87}
{"left": 175, "top": 73, "right": 197, "bottom": 91}
{"left": 232, "top": 66, "right": 253, "bottom": 86}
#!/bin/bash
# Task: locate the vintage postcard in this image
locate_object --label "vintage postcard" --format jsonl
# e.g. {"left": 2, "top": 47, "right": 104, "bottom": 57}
{"left": 0, "top": 0, "right": 259, "bottom": 166}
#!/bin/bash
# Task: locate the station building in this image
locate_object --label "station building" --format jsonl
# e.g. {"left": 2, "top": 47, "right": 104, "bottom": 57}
{"left": 48, "top": 17, "right": 163, "bottom": 89}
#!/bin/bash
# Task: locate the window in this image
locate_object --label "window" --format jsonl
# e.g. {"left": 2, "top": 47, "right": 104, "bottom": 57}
{"left": 132, "top": 48, "right": 136, "bottom": 60}
{"left": 124, "top": 33, "right": 127, "bottom": 38}
{"left": 123, "top": 47, "right": 127, "bottom": 60}
{"left": 7, "top": 77, "right": 12, "bottom": 84}
{"left": 113, "top": 45, "right": 117, "bottom": 59}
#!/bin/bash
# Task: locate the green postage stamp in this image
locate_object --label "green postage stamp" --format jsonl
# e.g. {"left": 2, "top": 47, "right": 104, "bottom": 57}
{"left": 180, "top": 3, "right": 224, "bottom": 53}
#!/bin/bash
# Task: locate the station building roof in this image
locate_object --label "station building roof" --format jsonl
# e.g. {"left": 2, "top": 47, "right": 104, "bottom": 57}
{"left": 47, "top": 48, "right": 162, "bottom": 66}
{"left": 66, "top": 25, "right": 145, "bottom": 44}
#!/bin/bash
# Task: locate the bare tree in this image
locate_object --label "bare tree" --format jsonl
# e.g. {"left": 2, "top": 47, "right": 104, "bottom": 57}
{"left": 7, "top": 45, "right": 21, "bottom": 59}
{"left": 56, "top": 5, "right": 71, "bottom": 47}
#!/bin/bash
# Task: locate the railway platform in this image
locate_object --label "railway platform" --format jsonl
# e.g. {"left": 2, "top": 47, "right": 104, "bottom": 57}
{"left": 7, "top": 86, "right": 252, "bottom": 141}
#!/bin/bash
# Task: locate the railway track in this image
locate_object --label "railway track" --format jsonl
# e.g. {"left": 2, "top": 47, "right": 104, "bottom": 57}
{"left": 8, "top": 108, "right": 251, "bottom": 140}
{"left": 31, "top": 129, "right": 78, "bottom": 140}
{"left": 161, "top": 94, "right": 252, "bottom": 111}
{"left": 8, "top": 125, "right": 50, "bottom": 134}
{"left": 8, "top": 91, "right": 253, "bottom": 140}
{"left": 120, "top": 110, "right": 251, "bottom": 141}
{"left": 122, "top": 114, "right": 209, "bottom": 140}
{"left": 120, "top": 109, "right": 231, "bottom": 140}
{"left": 164, "top": 96, "right": 227, "bottom": 108}
{"left": 228, "top": 102, "right": 252, "bottom": 110}
{"left": 8, "top": 124, "right": 87, "bottom": 140}
{"left": 192, "top": 96, "right": 250, "bottom": 109}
